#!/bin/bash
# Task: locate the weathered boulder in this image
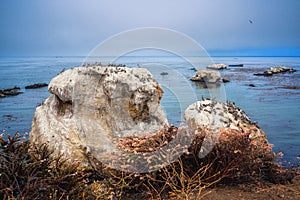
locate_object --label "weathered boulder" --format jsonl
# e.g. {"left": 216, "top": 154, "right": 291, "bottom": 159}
{"left": 206, "top": 63, "right": 227, "bottom": 70}
{"left": 190, "top": 70, "right": 222, "bottom": 83}
{"left": 30, "top": 65, "right": 168, "bottom": 163}
{"left": 185, "top": 100, "right": 258, "bottom": 132}
{"left": 254, "top": 66, "right": 296, "bottom": 76}
{"left": 184, "top": 99, "right": 269, "bottom": 153}
{"left": 184, "top": 100, "right": 277, "bottom": 182}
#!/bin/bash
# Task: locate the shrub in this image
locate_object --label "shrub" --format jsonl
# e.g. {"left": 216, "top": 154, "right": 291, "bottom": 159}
{"left": 0, "top": 127, "right": 296, "bottom": 200}
{"left": 0, "top": 133, "right": 91, "bottom": 199}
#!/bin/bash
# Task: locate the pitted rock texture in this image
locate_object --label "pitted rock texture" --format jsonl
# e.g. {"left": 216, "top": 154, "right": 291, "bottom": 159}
{"left": 184, "top": 100, "right": 268, "bottom": 144}
{"left": 30, "top": 65, "right": 168, "bottom": 162}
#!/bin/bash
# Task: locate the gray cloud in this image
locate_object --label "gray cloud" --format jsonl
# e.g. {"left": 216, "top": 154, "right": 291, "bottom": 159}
{"left": 0, "top": 0, "right": 299, "bottom": 56}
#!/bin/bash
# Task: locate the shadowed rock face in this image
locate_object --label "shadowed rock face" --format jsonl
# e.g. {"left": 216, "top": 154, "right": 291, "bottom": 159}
{"left": 30, "top": 65, "right": 168, "bottom": 162}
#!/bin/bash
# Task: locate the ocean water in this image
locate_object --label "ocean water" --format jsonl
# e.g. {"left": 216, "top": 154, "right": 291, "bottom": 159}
{"left": 0, "top": 56, "right": 299, "bottom": 165}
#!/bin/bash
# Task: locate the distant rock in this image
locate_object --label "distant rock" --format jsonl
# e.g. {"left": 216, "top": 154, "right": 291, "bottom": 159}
{"left": 280, "top": 85, "right": 300, "bottom": 90}
{"left": 190, "top": 67, "right": 197, "bottom": 71}
{"left": 268, "top": 66, "right": 296, "bottom": 74}
{"left": 2, "top": 114, "right": 15, "bottom": 121}
{"left": 160, "top": 72, "right": 168, "bottom": 76}
{"left": 30, "top": 65, "right": 168, "bottom": 163}
{"left": 206, "top": 63, "right": 227, "bottom": 70}
{"left": 0, "top": 86, "right": 23, "bottom": 98}
{"left": 25, "top": 83, "right": 48, "bottom": 89}
{"left": 228, "top": 64, "right": 243, "bottom": 67}
{"left": 254, "top": 66, "right": 296, "bottom": 76}
{"left": 190, "top": 70, "right": 222, "bottom": 83}
{"left": 248, "top": 84, "right": 256, "bottom": 87}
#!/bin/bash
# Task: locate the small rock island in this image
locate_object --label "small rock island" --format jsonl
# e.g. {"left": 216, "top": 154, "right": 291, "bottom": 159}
{"left": 254, "top": 66, "right": 296, "bottom": 76}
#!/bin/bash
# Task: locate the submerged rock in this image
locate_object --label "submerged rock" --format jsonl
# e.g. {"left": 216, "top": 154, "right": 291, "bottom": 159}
{"left": 0, "top": 86, "right": 23, "bottom": 98}
{"left": 206, "top": 63, "right": 227, "bottom": 70}
{"left": 30, "top": 65, "right": 168, "bottom": 163}
{"left": 190, "top": 70, "right": 222, "bottom": 83}
{"left": 228, "top": 64, "right": 243, "bottom": 67}
{"left": 160, "top": 72, "right": 168, "bottom": 76}
{"left": 25, "top": 83, "right": 48, "bottom": 89}
{"left": 280, "top": 85, "right": 300, "bottom": 90}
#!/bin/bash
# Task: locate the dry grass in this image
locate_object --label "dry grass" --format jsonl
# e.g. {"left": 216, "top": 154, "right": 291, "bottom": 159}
{"left": 0, "top": 128, "right": 297, "bottom": 199}
{"left": 0, "top": 133, "right": 90, "bottom": 199}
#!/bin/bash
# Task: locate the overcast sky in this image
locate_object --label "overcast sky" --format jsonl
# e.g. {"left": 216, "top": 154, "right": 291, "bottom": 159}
{"left": 0, "top": 0, "right": 299, "bottom": 56}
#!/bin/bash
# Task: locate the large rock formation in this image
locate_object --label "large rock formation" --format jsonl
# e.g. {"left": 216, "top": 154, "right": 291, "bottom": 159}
{"left": 30, "top": 65, "right": 168, "bottom": 162}
{"left": 30, "top": 64, "right": 272, "bottom": 171}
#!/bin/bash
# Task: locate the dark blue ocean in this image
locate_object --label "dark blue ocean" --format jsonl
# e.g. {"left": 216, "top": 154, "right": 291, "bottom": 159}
{"left": 0, "top": 56, "right": 299, "bottom": 165}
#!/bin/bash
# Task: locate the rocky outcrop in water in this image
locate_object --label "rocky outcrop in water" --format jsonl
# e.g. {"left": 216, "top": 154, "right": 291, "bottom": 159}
{"left": 190, "top": 70, "right": 222, "bottom": 83}
{"left": 25, "top": 83, "right": 48, "bottom": 89}
{"left": 254, "top": 66, "right": 296, "bottom": 76}
{"left": 0, "top": 87, "right": 23, "bottom": 98}
{"left": 0, "top": 83, "right": 48, "bottom": 98}
{"left": 30, "top": 65, "right": 168, "bottom": 163}
{"left": 228, "top": 64, "right": 243, "bottom": 67}
{"left": 206, "top": 63, "right": 227, "bottom": 70}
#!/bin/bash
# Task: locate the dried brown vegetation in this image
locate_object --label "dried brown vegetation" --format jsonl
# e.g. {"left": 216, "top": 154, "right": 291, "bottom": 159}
{"left": 0, "top": 128, "right": 297, "bottom": 199}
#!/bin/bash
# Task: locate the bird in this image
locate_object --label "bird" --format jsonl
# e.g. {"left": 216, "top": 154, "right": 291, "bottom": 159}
{"left": 249, "top": 19, "right": 253, "bottom": 24}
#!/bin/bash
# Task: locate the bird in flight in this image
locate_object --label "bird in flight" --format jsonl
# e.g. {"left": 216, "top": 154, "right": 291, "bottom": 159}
{"left": 249, "top": 19, "right": 253, "bottom": 24}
